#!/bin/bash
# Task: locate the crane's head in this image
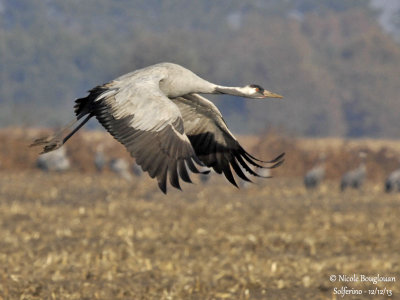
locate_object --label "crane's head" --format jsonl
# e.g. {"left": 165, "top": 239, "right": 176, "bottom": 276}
{"left": 214, "top": 84, "right": 283, "bottom": 99}
{"left": 246, "top": 84, "right": 283, "bottom": 99}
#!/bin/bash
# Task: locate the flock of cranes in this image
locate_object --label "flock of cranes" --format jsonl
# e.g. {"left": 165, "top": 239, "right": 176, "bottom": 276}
{"left": 304, "top": 152, "right": 400, "bottom": 192}
{"left": 34, "top": 145, "right": 400, "bottom": 193}
{"left": 36, "top": 145, "right": 143, "bottom": 181}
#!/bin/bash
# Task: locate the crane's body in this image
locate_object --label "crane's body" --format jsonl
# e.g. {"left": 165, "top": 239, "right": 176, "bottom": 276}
{"left": 109, "top": 158, "right": 132, "bottom": 181}
{"left": 340, "top": 163, "right": 366, "bottom": 191}
{"left": 340, "top": 152, "right": 367, "bottom": 191}
{"left": 36, "top": 147, "right": 71, "bottom": 172}
{"left": 31, "top": 63, "right": 284, "bottom": 193}
{"left": 94, "top": 147, "right": 106, "bottom": 173}
{"left": 385, "top": 168, "right": 400, "bottom": 192}
{"left": 304, "top": 166, "right": 325, "bottom": 189}
{"left": 304, "top": 154, "right": 326, "bottom": 189}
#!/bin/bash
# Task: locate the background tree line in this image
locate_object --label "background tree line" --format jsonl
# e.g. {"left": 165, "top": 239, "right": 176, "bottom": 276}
{"left": 1, "top": 0, "right": 400, "bottom": 137}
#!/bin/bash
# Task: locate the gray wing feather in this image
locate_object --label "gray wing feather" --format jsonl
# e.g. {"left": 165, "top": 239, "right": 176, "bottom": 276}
{"left": 171, "top": 94, "right": 284, "bottom": 186}
{"left": 90, "top": 78, "right": 203, "bottom": 193}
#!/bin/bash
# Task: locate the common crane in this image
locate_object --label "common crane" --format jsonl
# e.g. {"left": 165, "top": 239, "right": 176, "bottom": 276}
{"left": 31, "top": 62, "right": 284, "bottom": 193}
{"left": 200, "top": 171, "right": 211, "bottom": 184}
{"left": 385, "top": 167, "right": 400, "bottom": 193}
{"left": 109, "top": 158, "right": 132, "bottom": 181}
{"left": 36, "top": 146, "right": 71, "bottom": 172}
{"left": 340, "top": 152, "right": 367, "bottom": 191}
{"left": 94, "top": 145, "right": 107, "bottom": 173}
{"left": 131, "top": 162, "right": 143, "bottom": 178}
{"left": 304, "top": 154, "right": 326, "bottom": 190}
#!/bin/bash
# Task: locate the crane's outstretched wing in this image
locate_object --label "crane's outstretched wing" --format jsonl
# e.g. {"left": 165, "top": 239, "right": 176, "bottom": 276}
{"left": 76, "top": 78, "right": 206, "bottom": 193}
{"left": 172, "top": 94, "right": 284, "bottom": 187}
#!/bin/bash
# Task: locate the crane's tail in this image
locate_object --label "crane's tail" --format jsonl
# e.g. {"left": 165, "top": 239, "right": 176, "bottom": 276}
{"left": 30, "top": 114, "right": 93, "bottom": 153}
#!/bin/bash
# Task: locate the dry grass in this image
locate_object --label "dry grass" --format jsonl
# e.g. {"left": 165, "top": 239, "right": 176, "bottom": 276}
{"left": 0, "top": 171, "right": 399, "bottom": 299}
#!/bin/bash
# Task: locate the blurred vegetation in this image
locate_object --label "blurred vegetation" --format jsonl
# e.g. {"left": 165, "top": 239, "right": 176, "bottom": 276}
{"left": 4, "top": 128, "right": 400, "bottom": 184}
{"left": 1, "top": 0, "right": 400, "bottom": 137}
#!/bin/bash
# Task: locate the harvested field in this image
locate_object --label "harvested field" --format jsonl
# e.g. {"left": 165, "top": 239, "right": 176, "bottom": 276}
{"left": 0, "top": 129, "right": 399, "bottom": 299}
{"left": 0, "top": 171, "right": 399, "bottom": 299}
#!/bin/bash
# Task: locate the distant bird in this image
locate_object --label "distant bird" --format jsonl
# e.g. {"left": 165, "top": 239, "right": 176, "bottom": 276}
{"left": 340, "top": 152, "right": 367, "bottom": 191}
{"left": 109, "top": 158, "right": 132, "bottom": 181}
{"left": 36, "top": 147, "right": 71, "bottom": 172}
{"left": 385, "top": 168, "right": 400, "bottom": 193}
{"left": 304, "top": 154, "right": 326, "bottom": 190}
{"left": 200, "top": 173, "right": 211, "bottom": 184}
{"left": 200, "top": 169, "right": 214, "bottom": 184}
{"left": 31, "top": 62, "right": 284, "bottom": 193}
{"left": 94, "top": 146, "right": 107, "bottom": 173}
{"left": 131, "top": 163, "right": 143, "bottom": 177}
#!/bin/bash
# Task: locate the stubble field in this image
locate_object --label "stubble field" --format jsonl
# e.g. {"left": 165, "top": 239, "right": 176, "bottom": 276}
{"left": 0, "top": 171, "right": 399, "bottom": 299}
{"left": 0, "top": 129, "right": 399, "bottom": 299}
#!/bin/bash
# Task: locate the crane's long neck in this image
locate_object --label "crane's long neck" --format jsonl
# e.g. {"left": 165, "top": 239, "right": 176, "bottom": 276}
{"left": 165, "top": 65, "right": 250, "bottom": 97}
{"left": 212, "top": 85, "right": 251, "bottom": 97}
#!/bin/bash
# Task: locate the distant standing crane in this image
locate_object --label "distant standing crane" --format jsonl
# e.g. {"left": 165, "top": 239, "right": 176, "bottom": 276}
{"left": 200, "top": 172, "right": 211, "bottom": 184}
{"left": 304, "top": 154, "right": 326, "bottom": 190}
{"left": 36, "top": 147, "right": 71, "bottom": 172}
{"left": 340, "top": 152, "right": 367, "bottom": 191}
{"left": 109, "top": 158, "right": 132, "bottom": 181}
{"left": 94, "top": 145, "right": 107, "bottom": 173}
{"left": 385, "top": 167, "right": 400, "bottom": 193}
{"left": 131, "top": 163, "right": 143, "bottom": 177}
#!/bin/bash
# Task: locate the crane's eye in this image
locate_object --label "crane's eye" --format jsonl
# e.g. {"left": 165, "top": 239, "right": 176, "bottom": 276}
{"left": 249, "top": 84, "right": 262, "bottom": 92}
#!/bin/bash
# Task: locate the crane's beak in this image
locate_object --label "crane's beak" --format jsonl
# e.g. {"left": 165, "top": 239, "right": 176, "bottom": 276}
{"left": 263, "top": 90, "right": 283, "bottom": 99}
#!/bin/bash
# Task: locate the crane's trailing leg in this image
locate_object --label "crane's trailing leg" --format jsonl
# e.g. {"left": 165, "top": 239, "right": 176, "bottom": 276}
{"left": 30, "top": 114, "right": 92, "bottom": 153}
